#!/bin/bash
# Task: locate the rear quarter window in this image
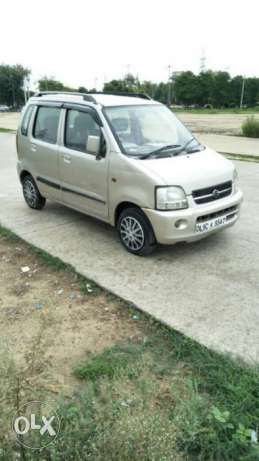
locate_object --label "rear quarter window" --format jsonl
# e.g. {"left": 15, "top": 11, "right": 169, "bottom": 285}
{"left": 21, "top": 105, "right": 34, "bottom": 136}
{"left": 33, "top": 106, "right": 61, "bottom": 144}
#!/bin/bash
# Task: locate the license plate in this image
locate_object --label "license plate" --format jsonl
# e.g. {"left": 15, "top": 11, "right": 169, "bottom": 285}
{"left": 196, "top": 216, "right": 227, "bottom": 233}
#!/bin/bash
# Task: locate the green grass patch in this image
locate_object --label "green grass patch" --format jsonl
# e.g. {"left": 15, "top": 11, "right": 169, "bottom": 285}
{"left": 173, "top": 107, "right": 259, "bottom": 115}
{"left": 0, "top": 225, "right": 19, "bottom": 241}
{"left": 225, "top": 153, "right": 259, "bottom": 163}
{"left": 12, "top": 327, "right": 258, "bottom": 460}
{"left": 30, "top": 246, "right": 71, "bottom": 271}
{"left": 242, "top": 116, "right": 259, "bottom": 138}
{"left": 0, "top": 127, "right": 15, "bottom": 133}
{"left": 75, "top": 342, "right": 145, "bottom": 380}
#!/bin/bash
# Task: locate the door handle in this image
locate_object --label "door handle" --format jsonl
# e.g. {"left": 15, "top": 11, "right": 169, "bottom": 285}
{"left": 31, "top": 144, "right": 37, "bottom": 152}
{"left": 62, "top": 154, "right": 72, "bottom": 164}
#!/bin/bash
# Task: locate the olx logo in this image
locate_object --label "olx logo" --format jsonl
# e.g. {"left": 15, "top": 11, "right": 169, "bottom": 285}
{"left": 13, "top": 401, "right": 60, "bottom": 449}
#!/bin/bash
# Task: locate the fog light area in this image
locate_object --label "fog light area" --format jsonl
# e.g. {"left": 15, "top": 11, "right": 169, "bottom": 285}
{"left": 175, "top": 219, "right": 188, "bottom": 230}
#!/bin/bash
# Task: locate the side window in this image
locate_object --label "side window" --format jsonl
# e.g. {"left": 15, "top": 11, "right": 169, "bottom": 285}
{"left": 33, "top": 107, "right": 61, "bottom": 144}
{"left": 65, "top": 109, "right": 101, "bottom": 153}
{"left": 21, "top": 105, "right": 34, "bottom": 136}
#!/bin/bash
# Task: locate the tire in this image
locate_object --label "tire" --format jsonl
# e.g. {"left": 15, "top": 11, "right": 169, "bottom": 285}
{"left": 22, "top": 174, "right": 46, "bottom": 210}
{"left": 117, "top": 207, "right": 157, "bottom": 256}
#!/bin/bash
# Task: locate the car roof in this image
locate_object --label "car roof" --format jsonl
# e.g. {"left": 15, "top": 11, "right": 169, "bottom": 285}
{"left": 91, "top": 94, "right": 159, "bottom": 107}
{"left": 29, "top": 92, "right": 161, "bottom": 108}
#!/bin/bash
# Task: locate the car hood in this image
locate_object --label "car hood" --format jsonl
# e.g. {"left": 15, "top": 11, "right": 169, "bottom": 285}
{"left": 141, "top": 148, "right": 234, "bottom": 195}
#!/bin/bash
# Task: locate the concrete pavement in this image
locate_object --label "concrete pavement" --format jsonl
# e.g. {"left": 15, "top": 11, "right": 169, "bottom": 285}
{"left": 1, "top": 133, "right": 259, "bottom": 363}
{"left": 197, "top": 133, "right": 259, "bottom": 157}
{"left": 0, "top": 112, "right": 20, "bottom": 130}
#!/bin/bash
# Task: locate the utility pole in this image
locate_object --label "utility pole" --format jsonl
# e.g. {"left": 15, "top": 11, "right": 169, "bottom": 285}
{"left": 240, "top": 77, "right": 245, "bottom": 109}
{"left": 23, "top": 76, "right": 30, "bottom": 104}
{"left": 200, "top": 49, "right": 206, "bottom": 73}
{"left": 167, "top": 65, "right": 172, "bottom": 106}
{"left": 23, "top": 84, "right": 27, "bottom": 104}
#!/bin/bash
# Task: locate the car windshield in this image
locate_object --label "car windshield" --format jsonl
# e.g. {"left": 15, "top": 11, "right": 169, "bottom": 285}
{"left": 104, "top": 104, "right": 200, "bottom": 157}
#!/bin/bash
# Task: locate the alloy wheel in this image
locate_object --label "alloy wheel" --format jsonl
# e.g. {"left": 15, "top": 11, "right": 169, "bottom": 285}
{"left": 119, "top": 216, "right": 145, "bottom": 251}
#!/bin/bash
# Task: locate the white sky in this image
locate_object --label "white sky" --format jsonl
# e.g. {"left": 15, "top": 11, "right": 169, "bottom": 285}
{"left": 1, "top": 0, "right": 258, "bottom": 90}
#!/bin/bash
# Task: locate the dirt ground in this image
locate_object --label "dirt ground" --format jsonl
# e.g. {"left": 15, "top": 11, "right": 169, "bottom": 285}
{"left": 0, "top": 234, "right": 143, "bottom": 396}
{"left": 0, "top": 112, "right": 20, "bottom": 130}
{"left": 177, "top": 112, "right": 259, "bottom": 135}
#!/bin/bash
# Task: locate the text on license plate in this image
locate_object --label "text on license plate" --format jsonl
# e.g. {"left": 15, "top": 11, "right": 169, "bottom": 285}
{"left": 196, "top": 216, "right": 227, "bottom": 233}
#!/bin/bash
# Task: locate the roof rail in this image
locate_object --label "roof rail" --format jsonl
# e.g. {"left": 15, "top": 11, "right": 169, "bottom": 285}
{"left": 33, "top": 91, "right": 152, "bottom": 103}
{"left": 91, "top": 92, "right": 152, "bottom": 100}
{"left": 33, "top": 91, "right": 96, "bottom": 103}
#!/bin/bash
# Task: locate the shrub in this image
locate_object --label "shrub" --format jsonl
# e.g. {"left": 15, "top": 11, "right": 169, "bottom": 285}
{"left": 242, "top": 116, "right": 259, "bottom": 137}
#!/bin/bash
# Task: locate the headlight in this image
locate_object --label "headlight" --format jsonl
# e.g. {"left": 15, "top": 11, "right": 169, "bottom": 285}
{"left": 156, "top": 186, "right": 188, "bottom": 210}
{"left": 233, "top": 168, "right": 238, "bottom": 193}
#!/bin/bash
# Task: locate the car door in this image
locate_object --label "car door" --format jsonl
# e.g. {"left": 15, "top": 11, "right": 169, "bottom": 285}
{"left": 59, "top": 105, "right": 108, "bottom": 219}
{"left": 29, "top": 103, "right": 62, "bottom": 201}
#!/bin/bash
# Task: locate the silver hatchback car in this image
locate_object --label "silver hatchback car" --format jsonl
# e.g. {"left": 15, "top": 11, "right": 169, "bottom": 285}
{"left": 16, "top": 91, "right": 243, "bottom": 255}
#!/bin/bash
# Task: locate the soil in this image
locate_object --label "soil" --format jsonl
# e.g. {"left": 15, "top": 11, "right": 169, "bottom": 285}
{"left": 0, "top": 235, "right": 143, "bottom": 396}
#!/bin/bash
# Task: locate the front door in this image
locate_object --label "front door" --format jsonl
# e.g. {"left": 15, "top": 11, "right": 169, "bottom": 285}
{"left": 59, "top": 107, "right": 108, "bottom": 219}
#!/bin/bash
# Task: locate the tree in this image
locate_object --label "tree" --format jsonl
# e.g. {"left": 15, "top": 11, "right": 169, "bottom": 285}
{"left": 196, "top": 71, "right": 215, "bottom": 105}
{"left": 38, "top": 77, "right": 86, "bottom": 93}
{"left": 174, "top": 71, "right": 199, "bottom": 105}
{"left": 210, "top": 71, "right": 231, "bottom": 107}
{"left": 78, "top": 86, "right": 88, "bottom": 93}
{"left": 104, "top": 73, "right": 140, "bottom": 93}
{"left": 38, "top": 77, "right": 66, "bottom": 91}
{"left": 154, "top": 82, "right": 168, "bottom": 104}
{"left": 243, "top": 78, "right": 259, "bottom": 106}
{"left": 0, "top": 64, "right": 30, "bottom": 107}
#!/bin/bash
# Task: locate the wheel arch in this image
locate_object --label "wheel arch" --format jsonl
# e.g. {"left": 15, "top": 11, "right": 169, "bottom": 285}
{"left": 114, "top": 201, "right": 156, "bottom": 240}
{"left": 114, "top": 201, "right": 141, "bottom": 226}
{"left": 20, "top": 170, "right": 31, "bottom": 183}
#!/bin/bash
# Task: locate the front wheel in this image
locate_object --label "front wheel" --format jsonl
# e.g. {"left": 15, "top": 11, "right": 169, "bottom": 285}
{"left": 22, "top": 175, "right": 46, "bottom": 210}
{"left": 117, "top": 207, "right": 156, "bottom": 256}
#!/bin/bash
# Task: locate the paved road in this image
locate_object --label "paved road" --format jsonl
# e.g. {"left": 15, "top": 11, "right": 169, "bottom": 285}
{"left": 1, "top": 133, "right": 259, "bottom": 363}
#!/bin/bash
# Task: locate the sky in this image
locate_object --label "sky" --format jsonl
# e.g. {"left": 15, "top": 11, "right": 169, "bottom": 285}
{"left": 1, "top": 0, "right": 258, "bottom": 90}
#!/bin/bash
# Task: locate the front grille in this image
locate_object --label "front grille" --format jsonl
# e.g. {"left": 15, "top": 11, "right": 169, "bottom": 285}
{"left": 196, "top": 205, "right": 238, "bottom": 223}
{"left": 193, "top": 181, "right": 232, "bottom": 205}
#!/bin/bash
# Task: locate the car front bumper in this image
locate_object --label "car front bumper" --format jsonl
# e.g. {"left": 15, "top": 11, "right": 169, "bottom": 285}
{"left": 143, "top": 189, "right": 243, "bottom": 245}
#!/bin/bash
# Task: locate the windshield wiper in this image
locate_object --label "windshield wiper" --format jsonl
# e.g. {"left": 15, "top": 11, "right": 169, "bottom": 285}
{"left": 140, "top": 144, "right": 181, "bottom": 160}
{"left": 174, "top": 137, "right": 200, "bottom": 156}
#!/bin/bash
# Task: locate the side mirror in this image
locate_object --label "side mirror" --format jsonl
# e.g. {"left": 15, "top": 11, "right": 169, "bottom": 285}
{"left": 86, "top": 135, "right": 100, "bottom": 155}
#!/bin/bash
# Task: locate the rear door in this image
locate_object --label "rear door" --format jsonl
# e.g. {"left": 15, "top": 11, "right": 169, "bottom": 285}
{"left": 29, "top": 104, "right": 62, "bottom": 200}
{"left": 59, "top": 105, "right": 109, "bottom": 219}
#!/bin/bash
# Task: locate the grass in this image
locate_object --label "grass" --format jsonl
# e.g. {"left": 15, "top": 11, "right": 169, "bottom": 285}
{"left": 0, "top": 127, "right": 15, "bottom": 133}
{"left": 9, "top": 327, "right": 258, "bottom": 461}
{"left": 173, "top": 107, "right": 259, "bottom": 115}
{"left": 1, "top": 226, "right": 259, "bottom": 460}
{"left": 242, "top": 116, "right": 259, "bottom": 138}
{"left": 225, "top": 153, "right": 259, "bottom": 163}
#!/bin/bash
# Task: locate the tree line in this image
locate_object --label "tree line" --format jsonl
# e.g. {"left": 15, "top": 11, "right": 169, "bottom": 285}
{"left": 0, "top": 64, "right": 259, "bottom": 108}
{"left": 103, "top": 72, "right": 259, "bottom": 108}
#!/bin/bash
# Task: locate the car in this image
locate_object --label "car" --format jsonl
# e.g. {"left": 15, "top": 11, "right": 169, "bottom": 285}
{"left": 16, "top": 91, "right": 243, "bottom": 255}
{"left": 0, "top": 105, "right": 10, "bottom": 112}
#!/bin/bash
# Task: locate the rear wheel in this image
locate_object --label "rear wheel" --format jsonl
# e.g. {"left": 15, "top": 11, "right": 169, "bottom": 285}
{"left": 22, "top": 175, "right": 46, "bottom": 210}
{"left": 117, "top": 207, "right": 156, "bottom": 256}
